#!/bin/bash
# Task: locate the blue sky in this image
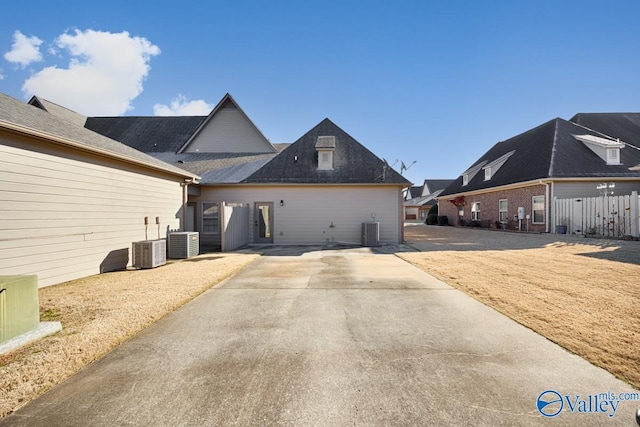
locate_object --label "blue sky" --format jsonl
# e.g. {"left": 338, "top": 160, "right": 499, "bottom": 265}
{"left": 2, "top": 1, "right": 640, "bottom": 186}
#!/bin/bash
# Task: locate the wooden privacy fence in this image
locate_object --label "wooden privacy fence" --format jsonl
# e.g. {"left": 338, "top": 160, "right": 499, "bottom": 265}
{"left": 220, "top": 202, "right": 250, "bottom": 251}
{"left": 554, "top": 191, "right": 639, "bottom": 237}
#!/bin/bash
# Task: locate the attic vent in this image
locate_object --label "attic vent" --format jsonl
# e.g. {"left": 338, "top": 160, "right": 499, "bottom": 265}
{"left": 574, "top": 134, "right": 624, "bottom": 165}
{"left": 483, "top": 150, "right": 515, "bottom": 181}
{"left": 316, "top": 136, "right": 336, "bottom": 170}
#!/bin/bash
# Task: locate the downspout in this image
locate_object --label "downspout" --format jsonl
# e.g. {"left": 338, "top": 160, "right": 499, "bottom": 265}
{"left": 181, "top": 178, "right": 193, "bottom": 232}
{"left": 539, "top": 180, "right": 550, "bottom": 233}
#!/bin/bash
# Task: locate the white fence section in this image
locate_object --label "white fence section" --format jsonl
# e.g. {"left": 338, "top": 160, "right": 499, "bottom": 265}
{"left": 220, "top": 202, "right": 250, "bottom": 251}
{"left": 554, "top": 191, "right": 639, "bottom": 237}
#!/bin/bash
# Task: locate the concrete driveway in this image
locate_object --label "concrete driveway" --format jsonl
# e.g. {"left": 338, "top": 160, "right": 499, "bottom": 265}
{"left": 2, "top": 247, "right": 637, "bottom": 426}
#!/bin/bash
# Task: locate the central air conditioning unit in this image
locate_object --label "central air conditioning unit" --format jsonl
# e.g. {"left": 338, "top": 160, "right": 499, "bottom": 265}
{"left": 361, "top": 222, "right": 380, "bottom": 247}
{"left": 132, "top": 239, "right": 167, "bottom": 269}
{"left": 168, "top": 232, "right": 199, "bottom": 259}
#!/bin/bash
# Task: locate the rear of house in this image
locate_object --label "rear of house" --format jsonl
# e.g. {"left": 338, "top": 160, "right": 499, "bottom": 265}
{"left": 86, "top": 95, "right": 411, "bottom": 249}
{"left": 190, "top": 118, "right": 409, "bottom": 248}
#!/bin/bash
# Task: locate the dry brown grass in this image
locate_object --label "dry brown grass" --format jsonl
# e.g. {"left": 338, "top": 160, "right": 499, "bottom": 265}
{"left": 0, "top": 252, "right": 259, "bottom": 418}
{"left": 399, "top": 224, "right": 640, "bottom": 390}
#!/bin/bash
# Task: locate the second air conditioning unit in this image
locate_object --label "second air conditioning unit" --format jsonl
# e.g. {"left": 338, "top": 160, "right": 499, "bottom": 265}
{"left": 168, "top": 232, "right": 199, "bottom": 259}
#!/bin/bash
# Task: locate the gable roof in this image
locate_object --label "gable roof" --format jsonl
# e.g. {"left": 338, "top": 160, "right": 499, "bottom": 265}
{"left": 407, "top": 179, "right": 454, "bottom": 200}
{"left": 28, "top": 96, "right": 87, "bottom": 128}
{"left": 408, "top": 185, "right": 423, "bottom": 199}
{"left": 242, "top": 118, "right": 410, "bottom": 185}
{"left": 0, "top": 92, "right": 198, "bottom": 180}
{"left": 85, "top": 116, "right": 206, "bottom": 152}
{"left": 440, "top": 117, "right": 640, "bottom": 197}
{"left": 424, "top": 179, "right": 455, "bottom": 194}
{"left": 405, "top": 189, "right": 445, "bottom": 207}
{"left": 178, "top": 93, "right": 276, "bottom": 154}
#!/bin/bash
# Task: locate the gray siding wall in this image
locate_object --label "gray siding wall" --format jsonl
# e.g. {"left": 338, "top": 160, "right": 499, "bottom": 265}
{"left": 0, "top": 138, "right": 185, "bottom": 287}
{"left": 185, "top": 105, "right": 274, "bottom": 153}
{"left": 192, "top": 185, "right": 404, "bottom": 246}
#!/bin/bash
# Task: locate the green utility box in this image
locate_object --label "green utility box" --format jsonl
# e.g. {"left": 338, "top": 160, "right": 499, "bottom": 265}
{"left": 0, "top": 275, "right": 39, "bottom": 343}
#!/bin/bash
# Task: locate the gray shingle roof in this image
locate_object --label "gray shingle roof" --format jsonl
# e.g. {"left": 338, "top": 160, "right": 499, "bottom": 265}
{"left": 85, "top": 116, "right": 206, "bottom": 152}
{"left": 441, "top": 117, "right": 640, "bottom": 197}
{"left": 405, "top": 189, "right": 444, "bottom": 207}
{"left": 0, "top": 92, "right": 197, "bottom": 179}
{"left": 571, "top": 113, "right": 640, "bottom": 147}
{"left": 242, "top": 118, "right": 411, "bottom": 185}
{"left": 150, "top": 149, "right": 286, "bottom": 184}
{"left": 28, "top": 96, "right": 88, "bottom": 127}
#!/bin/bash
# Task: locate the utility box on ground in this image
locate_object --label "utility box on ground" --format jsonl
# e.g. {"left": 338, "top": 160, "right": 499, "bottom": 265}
{"left": 0, "top": 275, "right": 39, "bottom": 343}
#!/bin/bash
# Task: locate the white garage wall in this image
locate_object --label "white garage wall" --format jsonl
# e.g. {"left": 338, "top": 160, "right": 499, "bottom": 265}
{"left": 0, "top": 137, "right": 186, "bottom": 287}
{"left": 193, "top": 184, "right": 404, "bottom": 246}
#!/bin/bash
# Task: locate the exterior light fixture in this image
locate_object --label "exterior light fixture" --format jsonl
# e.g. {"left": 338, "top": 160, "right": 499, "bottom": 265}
{"left": 280, "top": 200, "right": 284, "bottom": 206}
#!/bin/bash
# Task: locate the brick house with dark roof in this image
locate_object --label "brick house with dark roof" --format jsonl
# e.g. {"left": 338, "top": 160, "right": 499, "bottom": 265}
{"left": 438, "top": 116, "right": 640, "bottom": 234}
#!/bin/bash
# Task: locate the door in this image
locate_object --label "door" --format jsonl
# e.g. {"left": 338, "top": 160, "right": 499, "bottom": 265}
{"left": 571, "top": 198, "right": 583, "bottom": 234}
{"left": 254, "top": 202, "right": 274, "bottom": 244}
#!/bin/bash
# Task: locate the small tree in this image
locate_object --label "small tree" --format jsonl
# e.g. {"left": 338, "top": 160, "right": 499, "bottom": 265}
{"left": 426, "top": 204, "right": 438, "bottom": 225}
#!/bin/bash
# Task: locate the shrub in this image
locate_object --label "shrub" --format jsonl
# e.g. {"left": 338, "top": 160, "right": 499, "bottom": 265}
{"left": 426, "top": 214, "right": 438, "bottom": 225}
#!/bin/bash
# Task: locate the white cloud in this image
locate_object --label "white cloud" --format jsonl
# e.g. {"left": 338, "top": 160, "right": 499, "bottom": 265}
{"left": 22, "top": 29, "right": 160, "bottom": 116}
{"left": 0, "top": 69, "right": 4, "bottom": 80}
{"left": 4, "top": 31, "right": 43, "bottom": 68}
{"left": 153, "top": 94, "right": 213, "bottom": 116}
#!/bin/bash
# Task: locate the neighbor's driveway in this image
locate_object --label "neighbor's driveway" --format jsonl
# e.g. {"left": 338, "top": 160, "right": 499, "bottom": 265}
{"left": 1, "top": 247, "right": 637, "bottom": 426}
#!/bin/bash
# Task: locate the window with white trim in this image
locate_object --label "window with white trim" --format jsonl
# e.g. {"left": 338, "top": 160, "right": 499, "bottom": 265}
{"left": 499, "top": 199, "right": 508, "bottom": 222}
{"left": 458, "top": 205, "right": 464, "bottom": 217}
{"left": 532, "top": 196, "right": 545, "bottom": 223}
{"left": 318, "top": 150, "right": 333, "bottom": 170}
{"left": 202, "top": 203, "right": 219, "bottom": 233}
{"left": 471, "top": 202, "right": 481, "bottom": 221}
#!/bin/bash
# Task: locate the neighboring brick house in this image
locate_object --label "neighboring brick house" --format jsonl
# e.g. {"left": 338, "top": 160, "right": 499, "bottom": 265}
{"left": 404, "top": 179, "right": 453, "bottom": 222}
{"left": 438, "top": 116, "right": 640, "bottom": 233}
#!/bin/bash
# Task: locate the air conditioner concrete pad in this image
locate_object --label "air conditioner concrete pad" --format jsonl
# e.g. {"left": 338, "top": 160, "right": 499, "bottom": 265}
{"left": 0, "top": 321, "right": 62, "bottom": 355}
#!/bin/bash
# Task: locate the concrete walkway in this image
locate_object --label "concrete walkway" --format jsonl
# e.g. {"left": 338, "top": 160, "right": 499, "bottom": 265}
{"left": 2, "top": 247, "right": 638, "bottom": 426}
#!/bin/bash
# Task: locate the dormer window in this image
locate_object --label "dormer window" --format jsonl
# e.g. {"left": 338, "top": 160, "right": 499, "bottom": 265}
{"left": 316, "top": 136, "right": 335, "bottom": 170}
{"left": 483, "top": 150, "right": 515, "bottom": 181}
{"left": 574, "top": 134, "right": 623, "bottom": 165}
{"left": 461, "top": 160, "right": 487, "bottom": 186}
